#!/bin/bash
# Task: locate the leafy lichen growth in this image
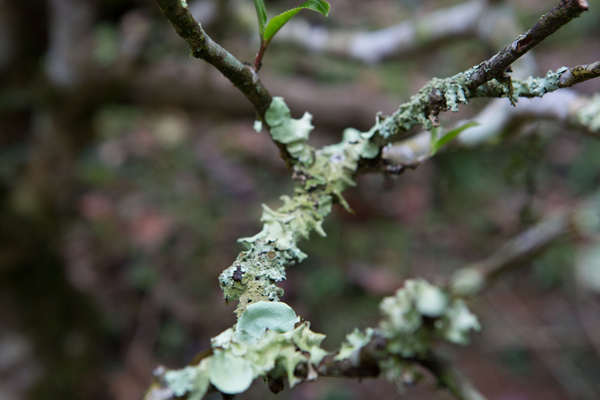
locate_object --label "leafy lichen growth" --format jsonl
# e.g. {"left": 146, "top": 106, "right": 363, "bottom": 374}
{"left": 220, "top": 97, "right": 381, "bottom": 317}
{"left": 163, "top": 360, "right": 210, "bottom": 400}
{"left": 574, "top": 93, "right": 600, "bottom": 133}
{"left": 265, "top": 97, "right": 315, "bottom": 164}
{"left": 379, "top": 279, "right": 480, "bottom": 358}
{"left": 373, "top": 69, "right": 476, "bottom": 142}
{"left": 146, "top": 302, "right": 328, "bottom": 399}
{"left": 334, "top": 328, "right": 374, "bottom": 362}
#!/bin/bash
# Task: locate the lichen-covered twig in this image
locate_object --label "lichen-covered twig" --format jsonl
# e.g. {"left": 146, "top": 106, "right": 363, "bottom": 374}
{"left": 381, "top": 89, "right": 600, "bottom": 171}
{"left": 146, "top": 279, "right": 482, "bottom": 400}
{"left": 473, "top": 62, "right": 600, "bottom": 98}
{"left": 148, "top": 1, "right": 598, "bottom": 398}
{"left": 558, "top": 61, "right": 600, "bottom": 87}
{"left": 467, "top": 0, "right": 589, "bottom": 89}
{"left": 219, "top": 98, "right": 379, "bottom": 316}
{"left": 450, "top": 192, "right": 600, "bottom": 297}
{"left": 368, "top": 0, "right": 589, "bottom": 146}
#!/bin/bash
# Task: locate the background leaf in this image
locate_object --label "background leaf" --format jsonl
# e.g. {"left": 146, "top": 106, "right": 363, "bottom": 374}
{"left": 264, "top": 0, "right": 330, "bottom": 42}
{"left": 253, "top": 0, "right": 268, "bottom": 39}
{"left": 432, "top": 121, "right": 478, "bottom": 154}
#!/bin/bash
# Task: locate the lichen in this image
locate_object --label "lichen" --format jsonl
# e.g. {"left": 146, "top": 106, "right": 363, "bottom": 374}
{"left": 221, "top": 98, "right": 383, "bottom": 317}
{"left": 379, "top": 279, "right": 480, "bottom": 358}
{"left": 373, "top": 69, "right": 475, "bottom": 142}
{"left": 574, "top": 93, "right": 600, "bottom": 132}
{"left": 450, "top": 267, "right": 485, "bottom": 297}
{"left": 148, "top": 303, "right": 328, "bottom": 399}
{"left": 335, "top": 328, "right": 374, "bottom": 361}
{"left": 265, "top": 97, "right": 315, "bottom": 164}
{"left": 163, "top": 359, "right": 210, "bottom": 400}
{"left": 235, "top": 301, "right": 300, "bottom": 344}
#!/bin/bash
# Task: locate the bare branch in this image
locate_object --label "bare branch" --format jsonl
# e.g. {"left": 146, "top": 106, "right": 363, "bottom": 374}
{"left": 153, "top": 0, "right": 272, "bottom": 117}
{"left": 451, "top": 192, "right": 600, "bottom": 297}
{"left": 415, "top": 353, "right": 487, "bottom": 400}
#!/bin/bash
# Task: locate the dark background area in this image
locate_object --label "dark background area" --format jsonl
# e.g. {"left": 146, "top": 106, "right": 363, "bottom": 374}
{"left": 1, "top": 0, "right": 600, "bottom": 399}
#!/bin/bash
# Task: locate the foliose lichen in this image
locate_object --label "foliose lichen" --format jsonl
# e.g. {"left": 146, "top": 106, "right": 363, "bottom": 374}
{"left": 374, "top": 69, "right": 476, "bottom": 142}
{"left": 220, "top": 98, "right": 382, "bottom": 317}
{"left": 146, "top": 302, "right": 328, "bottom": 399}
{"left": 574, "top": 93, "right": 600, "bottom": 133}
{"left": 265, "top": 97, "right": 315, "bottom": 164}
{"left": 379, "top": 279, "right": 481, "bottom": 358}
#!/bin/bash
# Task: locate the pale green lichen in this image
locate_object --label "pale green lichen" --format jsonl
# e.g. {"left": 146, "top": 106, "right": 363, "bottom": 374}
{"left": 374, "top": 68, "right": 476, "bottom": 142}
{"left": 575, "top": 93, "right": 600, "bottom": 133}
{"left": 450, "top": 267, "right": 485, "bottom": 297}
{"left": 372, "top": 66, "right": 584, "bottom": 145}
{"left": 149, "top": 303, "right": 328, "bottom": 399}
{"left": 335, "top": 328, "right": 374, "bottom": 361}
{"left": 163, "top": 359, "right": 210, "bottom": 400}
{"left": 209, "top": 349, "right": 254, "bottom": 394}
{"left": 253, "top": 119, "right": 263, "bottom": 133}
{"left": 379, "top": 357, "right": 421, "bottom": 394}
{"left": 265, "top": 97, "right": 315, "bottom": 164}
{"left": 235, "top": 301, "right": 300, "bottom": 344}
{"left": 379, "top": 279, "right": 480, "bottom": 358}
{"left": 220, "top": 98, "right": 382, "bottom": 317}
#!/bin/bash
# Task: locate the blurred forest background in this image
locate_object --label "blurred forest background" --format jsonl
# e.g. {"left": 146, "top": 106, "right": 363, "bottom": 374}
{"left": 1, "top": 0, "right": 600, "bottom": 399}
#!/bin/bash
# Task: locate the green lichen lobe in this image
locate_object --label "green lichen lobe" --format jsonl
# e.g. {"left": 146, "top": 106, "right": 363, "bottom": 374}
{"left": 147, "top": 302, "right": 328, "bottom": 399}
{"left": 265, "top": 97, "right": 315, "bottom": 164}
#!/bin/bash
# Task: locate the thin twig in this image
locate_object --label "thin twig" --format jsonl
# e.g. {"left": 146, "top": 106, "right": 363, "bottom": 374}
{"left": 451, "top": 192, "right": 600, "bottom": 297}
{"left": 154, "top": 0, "right": 272, "bottom": 117}
{"left": 369, "top": 0, "right": 591, "bottom": 147}
{"left": 467, "top": 0, "right": 589, "bottom": 89}
{"left": 154, "top": 0, "right": 299, "bottom": 167}
{"left": 415, "top": 352, "right": 488, "bottom": 400}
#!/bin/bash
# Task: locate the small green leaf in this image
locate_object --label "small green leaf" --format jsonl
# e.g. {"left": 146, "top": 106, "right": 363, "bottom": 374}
{"left": 429, "top": 126, "right": 441, "bottom": 155}
{"left": 431, "top": 121, "right": 478, "bottom": 154}
{"left": 253, "top": 0, "right": 268, "bottom": 39}
{"left": 264, "top": 0, "right": 330, "bottom": 43}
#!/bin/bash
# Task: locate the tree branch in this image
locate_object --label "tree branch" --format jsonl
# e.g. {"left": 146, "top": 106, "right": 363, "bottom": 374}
{"left": 153, "top": 0, "right": 303, "bottom": 168}
{"left": 450, "top": 191, "right": 600, "bottom": 297}
{"left": 467, "top": 0, "right": 589, "bottom": 89}
{"left": 558, "top": 61, "right": 600, "bottom": 87}
{"left": 154, "top": 0, "right": 272, "bottom": 117}
{"left": 369, "top": 0, "right": 590, "bottom": 146}
{"left": 379, "top": 89, "right": 600, "bottom": 172}
{"left": 415, "top": 353, "right": 487, "bottom": 400}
